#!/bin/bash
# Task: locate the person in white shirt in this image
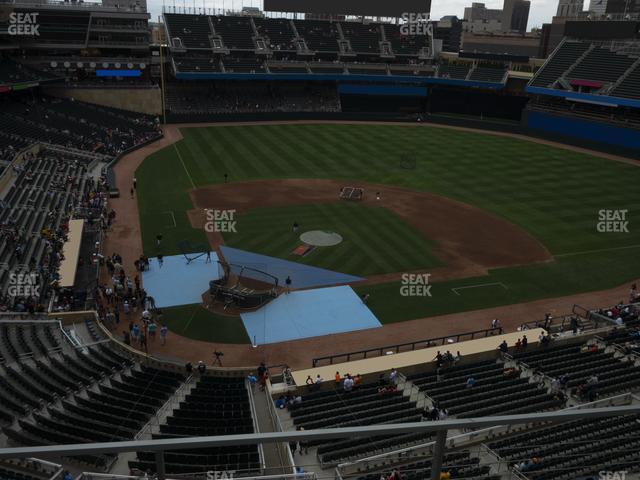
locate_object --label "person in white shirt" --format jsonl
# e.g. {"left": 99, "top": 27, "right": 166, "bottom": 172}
{"left": 343, "top": 375, "right": 354, "bottom": 392}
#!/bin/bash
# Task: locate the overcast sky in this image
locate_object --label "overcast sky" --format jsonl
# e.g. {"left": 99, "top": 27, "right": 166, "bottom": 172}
{"left": 147, "top": 0, "right": 558, "bottom": 30}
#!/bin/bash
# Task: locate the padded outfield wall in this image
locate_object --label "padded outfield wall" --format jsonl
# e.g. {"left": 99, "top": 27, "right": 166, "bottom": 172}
{"left": 524, "top": 110, "right": 640, "bottom": 157}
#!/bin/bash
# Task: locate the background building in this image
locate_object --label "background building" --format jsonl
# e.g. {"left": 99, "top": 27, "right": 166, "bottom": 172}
{"left": 557, "top": 0, "right": 584, "bottom": 17}
{"left": 434, "top": 15, "right": 464, "bottom": 52}
{"left": 588, "top": 0, "right": 609, "bottom": 15}
{"left": 464, "top": 2, "right": 503, "bottom": 21}
{"left": 462, "top": 30, "right": 541, "bottom": 55}
{"left": 605, "top": 0, "right": 640, "bottom": 14}
{"left": 502, "top": 0, "right": 531, "bottom": 32}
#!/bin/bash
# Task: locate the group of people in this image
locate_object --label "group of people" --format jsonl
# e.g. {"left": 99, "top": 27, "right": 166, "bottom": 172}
{"left": 422, "top": 404, "right": 449, "bottom": 421}
{"left": 121, "top": 309, "right": 168, "bottom": 350}
{"left": 274, "top": 392, "right": 303, "bottom": 410}
{"left": 433, "top": 350, "right": 462, "bottom": 369}
{"left": 598, "top": 300, "right": 638, "bottom": 326}
{"left": 1, "top": 150, "right": 112, "bottom": 313}
{"left": 185, "top": 360, "right": 208, "bottom": 375}
{"left": 96, "top": 247, "right": 171, "bottom": 353}
{"left": 247, "top": 362, "right": 270, "bottom": 391}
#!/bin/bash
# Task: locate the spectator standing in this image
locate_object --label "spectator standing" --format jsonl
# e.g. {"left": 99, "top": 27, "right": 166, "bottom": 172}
{"left": 131, "top": 323, "right": 140, "bottom": 344}
{"left": 160, "top": 324, "right": 168, "bottom": 345}
{"left": 197, "top": 361, "right": 206, "bottom": 374}
{"left": 343, "top": 375, "right": 354, "bottom": 392}
{"left": 148, "top": 320, "right": 157, "bottom": 340}
{"left": 499, "top": 340, "right": 508, "bottom": 358}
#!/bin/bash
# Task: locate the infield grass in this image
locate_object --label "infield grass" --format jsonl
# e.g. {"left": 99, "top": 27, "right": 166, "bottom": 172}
{"left": 223, "top": 202, "right": 441, "bottom": 276}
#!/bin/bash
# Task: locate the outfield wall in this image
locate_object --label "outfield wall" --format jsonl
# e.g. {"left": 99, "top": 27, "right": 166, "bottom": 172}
{"left": 523, "top": 110, "right": 640, "bottom": 158}
{"left": 163, "top": 110, "right": 640, "bottom": 159}
{"left": 42, "top": 86, "right": 162, "bottom": 116}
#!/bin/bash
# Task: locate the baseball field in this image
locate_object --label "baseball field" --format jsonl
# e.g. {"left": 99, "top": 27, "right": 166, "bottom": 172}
{"left": 136, "top": 123, "right": 640, "bottom": 343}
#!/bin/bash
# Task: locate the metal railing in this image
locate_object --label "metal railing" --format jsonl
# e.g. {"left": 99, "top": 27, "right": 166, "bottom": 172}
{"left": 335, "top": 389, "right": 638, "bottom": 474}
{"left": 311, "top": 327, "right": 504, "bottom": 367}
{"left": 3, "top": 407, "right": 640, "bottom": 480}
{"left": 263, "top": 380, "right": 296, "bottom": 475}
{"left": 135, "top": 374, "right": 194, "bottom": 440}
{"left": 246, "top": 378, "right": 267, "bottom": 473}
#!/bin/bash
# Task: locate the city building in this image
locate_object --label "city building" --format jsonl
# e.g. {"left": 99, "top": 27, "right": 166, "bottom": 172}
{"left": 557, "top": 0, "right": 585, "bottom": 17}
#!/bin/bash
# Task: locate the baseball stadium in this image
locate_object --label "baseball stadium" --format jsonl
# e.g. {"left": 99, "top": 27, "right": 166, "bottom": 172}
{"left": 1, "top": 0, "right": 640, "bottom": 478}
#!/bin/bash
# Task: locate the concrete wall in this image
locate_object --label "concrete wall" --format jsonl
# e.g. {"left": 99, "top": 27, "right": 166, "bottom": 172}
{"left": 42, "top": 86, "right": 163, "bottom": 116}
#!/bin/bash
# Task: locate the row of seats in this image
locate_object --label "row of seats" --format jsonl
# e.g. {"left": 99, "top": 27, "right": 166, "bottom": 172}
{"left": 407, "top": 359, "right": 562, "bottom": 418}
{"left": 173, "top": 56, "right": 432, "bottom": 76}
{"left": 289, "top": 382, "right": 423, "bottom": 464}
{"left": 0, "top": 58, "right": 59, "bottom": 86}
{"left": 165, "top": 14, "right": 431, "bottom": 57}
{"left": 531, "top": 39, "right": 640, "bottom": 100}
{"left": 531, "top": 41, "right": 592, "bottom": 88}
{"left": 0, "top": 94, "right": 159, "bottom": 158}
{"left": 514, "top": 340, "right": 640, "bottom": 397}
{"left": 0, "top": 323, "right": 60, "bottom": 364}
{"left": 489, "top": 414, "right": 640, "bottom": 480}
{"left": 354, "top": 450, "right": 500, "bottom": 480}
{"left": 612, "top": 62, "right": 640, "bottom": 99}
{"left": 3, "top": 336, "right": 183, "bottom": 468}
{"left": 0, "top": 149, "right": 91, "bottom": 309}
{"left": 0, "top": 459, "right": 59, "bottom": 480}
{"left": 131, "top": 375, "right": 261, "bottom": 475}
{"left": 568, "top": 46, "right": 636, "bottom": 84}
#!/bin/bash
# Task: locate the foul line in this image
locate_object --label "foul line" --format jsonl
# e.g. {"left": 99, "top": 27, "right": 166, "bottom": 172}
{"left": 555, "top": 244, "right": 640, "bottom": 258}
{"left": 452, "top": 282, "right": 508, "bottom": 296}
{"left": 173, "top": 144, "right": 195, "bottom": 189}
{"left": 181, "top": 305, "right": 198, "bottom": 334}
{"left": 163, "top": 211, "right": 177, "bottom": 228}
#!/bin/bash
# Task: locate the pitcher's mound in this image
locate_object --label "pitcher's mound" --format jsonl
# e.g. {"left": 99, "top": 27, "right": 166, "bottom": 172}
{"left": 300, "top": 230, "right": 343, "bottom": 247}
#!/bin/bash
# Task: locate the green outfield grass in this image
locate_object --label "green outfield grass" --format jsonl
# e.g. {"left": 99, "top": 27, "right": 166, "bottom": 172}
{"left": 136, "top": 123, "right": 640, "bottom": 337}
{"left": 223, "top": 202, "right": 441, "bottom": 276}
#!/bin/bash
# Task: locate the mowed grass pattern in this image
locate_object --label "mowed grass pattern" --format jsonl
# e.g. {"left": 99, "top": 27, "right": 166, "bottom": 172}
{"left": 224, "top": 203, "right": 441, "bottom": 276}
{"left": 136, "top": 124, "right": 640, "bottom": 327}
